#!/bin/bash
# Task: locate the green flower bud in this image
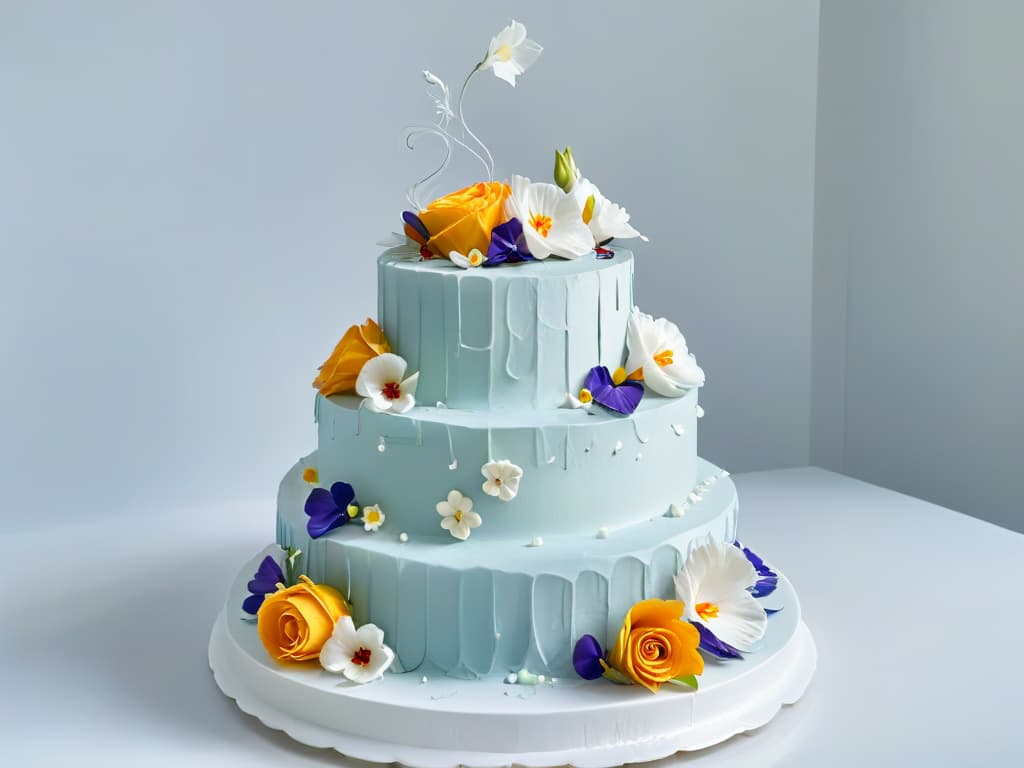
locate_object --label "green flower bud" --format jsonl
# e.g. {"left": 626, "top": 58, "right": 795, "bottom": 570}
{"left": 554, "top": 147, "right": 574, "bottom": 192}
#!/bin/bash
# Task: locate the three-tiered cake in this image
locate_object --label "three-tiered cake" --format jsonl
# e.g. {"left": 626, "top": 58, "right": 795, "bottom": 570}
{"left": 210, "top": 21, "right": 815, "bottom": 766}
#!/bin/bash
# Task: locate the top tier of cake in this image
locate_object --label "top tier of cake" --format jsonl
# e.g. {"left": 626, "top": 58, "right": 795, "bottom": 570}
{"left": 378, "top": 246, "right": 634, "bottom": 410}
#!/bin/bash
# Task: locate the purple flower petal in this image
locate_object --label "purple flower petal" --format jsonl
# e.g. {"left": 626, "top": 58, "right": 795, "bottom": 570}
{"left": 304, "top": 486, "right": 346, "bottom": 538}
{"left": 247, "top": 555, "right": 285, "bottom": 595}
{"left": 329, "top": 481, "right": 356, "bottom": 509}
{"left": 582, "top": 365, "right": 644, "bottom": 415}
{"left": 305, "top": 487, "right": 337, "bottom": 518}
{"left": 485, "top": 218, "right": 536, "bottom": 266}
{"left": 734, "top": 541, "right": 779, "bottom": 598}
{"left": 307, "top": 509, "right": 345, "bottom": 538}
{"left": 692, "top": 621, "right": 744, "bottom": 659}
{"left": 765, "top": 607, "right": 782, "bottom": 616}
{"left": 572, "top": 634, "right": 606, "bottom": 680}
{"left": 402, "top": 211, "right": 430, "bottom": 242}
{"left": 242, "top": 592, "right": 267, "bottom": 615}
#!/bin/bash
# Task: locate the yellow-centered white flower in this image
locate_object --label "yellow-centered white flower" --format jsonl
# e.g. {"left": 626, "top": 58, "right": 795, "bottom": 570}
{"left": 449, "top": 248, "right": 487, "bottom": 268}
{"left": 625, "top": 308, "right": 705, "bottom": 397}
{"left": 436, "top": 490, "right": 481, "bottom": 540}
{"left": 673, "top": 539, "right": 767, "bottom": 653}
{"left": 571, "top": 178, "right": 647, "bottom": 245}
{"left": 319, "top": 615, "right": 395, "bottom": 684}
{"left": 505, "top": 175, "right": 594, "bottom": 260}
{"left": 361, "top": 504, "right": 385, "bottom": 532}
{"left": 355, "top": 353, "right": 419, "bottom": 413}
{"left": 481, "top": 21, "right": 542, "bottom": 87}
{"left": 481, "top": 459, "right": 523, "bottom": 501}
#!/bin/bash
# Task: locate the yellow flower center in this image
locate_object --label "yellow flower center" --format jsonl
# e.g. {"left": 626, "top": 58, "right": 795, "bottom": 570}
{"left": 347, "top": 504, "right": 360, "bottom": 518}
{"left": 494, "top": 477, "right": 502, "bottom": 486}
{"left": 578, "top": 387, "right": 593, "bottom": 404}
{"left": 453, "top": 509, "right": 464, "bottom": 523}
{"left": 302, "top": 467, "right": 319, "bottom": 484}
{"left": 582, "top": 194, "right": 596, "bottom": 225}
{"left": 468, "top": 248, "right": 484, "bottom": 266}
{"left": 494, "top": 44, "right": 513, "bottom": 62}
{"left": 695, "top": 602, "right": 720, "bottom": 621}
{"left": 365, "top": 508, "right": 380, "bottom": 524}
{"left": 611, "top": 366, "right": 628, "bottom": 385}
{"left": 654, "top": 349, "right": 674, "bottom": 367}
{"left": 529, "top": 212, "right": 553, "bottom": 238}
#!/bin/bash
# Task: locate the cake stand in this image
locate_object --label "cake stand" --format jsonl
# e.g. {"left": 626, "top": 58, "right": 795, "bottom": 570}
{"left": 210, "top": 551, "right": 816, "bottom": 768}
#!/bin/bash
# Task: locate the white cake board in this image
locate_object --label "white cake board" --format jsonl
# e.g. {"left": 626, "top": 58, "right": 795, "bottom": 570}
{"left": 210, "top": 554, "right": 816, "bottom": 768}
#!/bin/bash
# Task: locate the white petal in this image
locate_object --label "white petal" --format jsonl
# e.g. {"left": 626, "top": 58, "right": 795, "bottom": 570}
{"left": 450, "top": 520, "right": 471, "bottom": 540}
{"left": 356, "top": 353, "right": 408, "bottom": 396}
{"left": 447, "top": 489, "right": 464, "bottom": 507}
{"left": 511, "top": 39, "right": 542, "bottom": 73}
{"left": 704, "top": 594, "right": 768, "bottom": 652}
{"left": 319, "top": 637, "right": 348, "bottom": 672}
{"left": 482, "top": 479, "right": 500, "bottom": 497}
{"left": 390, "top": 392, "right": 416, "bottom": 413}
{"left": 459, "top": 495, "right": 473, "bottom": 513}
{"left": 436, "top": 500, "right": 454, "bottom": 517}
{"left": 354, "top": 622, "right": 387, "bottom": 650}
{"left": 449, "top": 250, "right": 472, "bottom": 268}
{"left": 462, "top": 510, "right": 482, "bottom": 529}
{"left": 401, "top": 371, "right": 419, "bottom": 397}
{"left": 491, "top": 60, "right": 520, "bottom": 87}
{"left": 440, "top": 516, "right": 459, "bottom": 532}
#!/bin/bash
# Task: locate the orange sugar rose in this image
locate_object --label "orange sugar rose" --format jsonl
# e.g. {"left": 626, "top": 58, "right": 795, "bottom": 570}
{"left": 606, "top": 598, "right": 704, "bottom": 693}
{"left": 313, "top": 318, "right": 391, "bottom": 396}
{"left": 256, "top": 576, "right": 349, "bottom": 663}
{"left": 415, "top": 181, "right": 510, "bottom": 259}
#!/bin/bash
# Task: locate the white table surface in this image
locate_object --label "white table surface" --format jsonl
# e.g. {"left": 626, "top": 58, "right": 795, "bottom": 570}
{"left": 3, "top": 467, "right": 1022, "bottom": 766}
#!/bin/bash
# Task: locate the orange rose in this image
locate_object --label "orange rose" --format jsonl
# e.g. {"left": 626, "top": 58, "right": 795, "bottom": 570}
{"left": 257, "top": 575, "right": 349, "bottom": 663}
{"left": 416, "top": 181, "right": 510, "bottom": 258}
{"left": 607, "top": 598, "right": 704, "bottom": 693}
{"left": 313, "top": 318, "right": 390, "bottom": 396}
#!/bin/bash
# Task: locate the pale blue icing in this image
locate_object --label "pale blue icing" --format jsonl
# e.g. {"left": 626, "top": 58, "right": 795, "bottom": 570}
{"left": 276, "top": 457, "right": 738, "bottom": 679}
{"left": 378, "top": 247, "right": 634, "bottom": 410}
{"left": 312, "top": 389, "right": 699, "bottom": 539}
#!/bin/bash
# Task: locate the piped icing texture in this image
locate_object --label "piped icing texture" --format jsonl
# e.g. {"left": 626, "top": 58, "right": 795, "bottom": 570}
{"left": 378, "top": 247, "right": 634, "bottom": 410}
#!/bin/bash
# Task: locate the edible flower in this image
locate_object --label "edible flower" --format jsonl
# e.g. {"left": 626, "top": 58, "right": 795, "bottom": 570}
{"left": 242, "top": 555, "right": 286, "bottom": 616}
{"left": 735, "top": 541, "right": 779, "bottom": 598}
{"left": 571, "top": 177, "right": 647, "bottom": 245}
{"left": 304, "top": 481, "right": 358, "bottom": 538}
{"left": 625, "top": 308, "right": 705, "bottom": 397}
{"left": 553, "top": 146, "right": 581, "bottom": 193}
{"left": 257, "top": 575, "right": 348, "bottom": 663}
{"left": 302, "top": 467, "right": 319, "bottom": 484}
{"left": 504, "top": 175, "right": 594, "bottom": 260}
{"left": 416, "top": 181, "right": 510, "bottom": 260}
{"left": 484, "top": 217, "right": 535, "bottom": 265}
{"left": 313, "top": 319, "right": 391, "bottom": 397}
{"left": 480, "top": 20, "right": 543, "bottom": 87}
{"left": 436, "top": 489, "right": 482, "bottom": 540}
{"left": 361, "top": 504, "right": 385, "bottom": 532}
{"left": 320, "top": 615, "right": 395, "bottom": 684}
{"left": 355, "top": 352, "right": 419, "bottom": 414}
{"left": 582, "top": 365, "right": 644, "bottom": 415}
{"left": 572, "top": 634, "right": 606, "bottom": 680}
{"left": 607, "top": 599, "right": 704, "bottom": 693}
{"left": 481, "top": 459, "right": 523, "bottom": 501}
{"left": 449, "top": 248, "right": 487, "bottom": 268}
{"left": 674, "top": 540, "right": 769, "bottom": 659}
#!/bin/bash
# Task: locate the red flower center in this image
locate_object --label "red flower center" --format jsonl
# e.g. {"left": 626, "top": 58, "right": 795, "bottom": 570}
{"left": 382, "top": 381, "right": 402, "bottom": 400}
{"left": 352, "top": 647, "right": 372, "bottom": 666}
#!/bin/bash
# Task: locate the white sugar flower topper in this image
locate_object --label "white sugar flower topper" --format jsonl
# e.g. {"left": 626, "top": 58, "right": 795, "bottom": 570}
{"left": 625, "top": 308, "right": 704, "bottom": 397}
{"left": 505, "top": 175, "right": 594, "bottom": 260}
{"left": 320, "top": 616, "right": 395, "bottom": 684}
{"left": 437, "top": 490, "right": 481, "bottom": 540}
{"left": 481, "top": 459, "right": 523, "bottom": 501}
{"left": 355, "top": 353, "right": 419, "bottom": 413}
{"left": 554, "top": 147, "right": 647, "bottom": 245}
{"left": 480, "top": 20, "right": 543, "bottom": 87}
{"left": 674, "top": 540, "right": 767, "bottom": 653}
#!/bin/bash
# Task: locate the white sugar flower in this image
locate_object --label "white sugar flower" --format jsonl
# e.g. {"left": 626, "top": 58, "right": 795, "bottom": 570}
{"left": 361, "top": 504, "right": 385, "bottom": 532}
{"left": 505, "top": 175, "right": 594, "bottom": 260}
{"left": 436, "top": 490, "right": 481, "bottom": 540}
{"left": 674, "top": 540, "right": 767, "bottom": 653}
{"left": 320, "top": 615, "right": 395, "bottom": 684}
{"left": 355, "top": 353, "right": 419, "bottom": 413}
{"left": 481, "top": 459, "right": 523, "bottom": 501}
{"left": 572, "top": 178, "right": 647, "bottom": 245}
{"left": 449, "top": 248, "right": 487, "bottom": 269}
{"left": 625, "top": 307, "right": 705, "bottom": 397}
{"left": 480, "top": 20, "right": 542, "bottom": 87}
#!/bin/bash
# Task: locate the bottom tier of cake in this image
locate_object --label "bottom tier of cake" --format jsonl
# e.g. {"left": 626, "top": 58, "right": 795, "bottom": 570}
{"left": 211, "top": 552, "right": 814, "bottom": 767}
{"left": 275, "top": 457, "right": 741, "bottom": 678}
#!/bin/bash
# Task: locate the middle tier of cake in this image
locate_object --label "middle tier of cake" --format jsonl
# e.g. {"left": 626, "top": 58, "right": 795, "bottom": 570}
{"left": 312, "top": 388, "right": 701, "bottom": 540}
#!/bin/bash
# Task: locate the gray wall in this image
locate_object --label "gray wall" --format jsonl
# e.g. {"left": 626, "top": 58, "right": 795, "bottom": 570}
{"left": 0, "top": 1, "right": 821, "bottom": 527}
{"left": 812, "top": 0, "right": 1024, "bottom": 531}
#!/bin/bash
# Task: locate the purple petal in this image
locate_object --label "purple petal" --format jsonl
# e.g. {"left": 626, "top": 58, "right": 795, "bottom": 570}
{"left": 765, "top": 607, "right": 783, "bottom": 616}
{"left": 330, "top": 481, "right": 356, "bottom": 509}
{"left": 734, "top": 541, "right": 779, "bottom": 598}
{"left": 583, "top": 365, "right": 613, "bottom": 394}
{"left": 572, "top": 634, "right": 606, "bottom": 680}
{"left": 485, "top": 218, "right": 536, "bottom": 266}
{"left": 247, "top": 555, "right": 285, "bottom": 595}
{"left": 307, "top": 510, "right": 345, "bottom": 538}
{"left": 692, "top": 621, "right": 744, "bottom": 660}
{"left": 242, "top": 593, "right": 266, "bottom": 615}
{"left": 751, "top": 576, "right": 779, "bottom": 598}
{"left": 595, "top": 378, "right": 643, "bottom": 415}
{"left": 402, "top": 211, "right": 430, "bottom": 241}
{"left": 305, "top": 487, "right": 338, "bottom": 518}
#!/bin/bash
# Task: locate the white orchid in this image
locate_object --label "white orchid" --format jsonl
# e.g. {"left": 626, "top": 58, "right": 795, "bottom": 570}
{"left": 436, "top": 490, "right": 482, "bottom": 540}
{"left": 572, "top": 178, "right": 647, "bottom": 245}
{"left": 674, "top": 540, "right": 767, "bottom": 653}
{"left": 625, "top": 308, "right": 705, "bottom": 397}
{"left": 361, "top": 504, "right": 385, "bottom": 532}
{"left": 480, "top": 21, "right": 542, "bottom": 87}
{"left": 505, "top": 175, "right": 594, "bottom": 260}
{"left": 355, "top": 353, "right": 419, "bottom": 413}
{"left": 449, "top": 248, "right": 487, "bottom": 268}
{"left": 320, "top": 615, "right": 395, "bottom": 684}
{"left": 481, "top": 459, "right": 523, "bottom": 501}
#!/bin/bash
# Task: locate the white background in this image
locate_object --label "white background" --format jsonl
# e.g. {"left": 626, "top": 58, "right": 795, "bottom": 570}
{"left": 2, "top": 1, "right": 1021, "bottom": 531}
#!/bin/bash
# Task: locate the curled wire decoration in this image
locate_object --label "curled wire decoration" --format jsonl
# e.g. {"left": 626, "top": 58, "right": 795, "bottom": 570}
{"left": 405, "top": 67, "right": 495, "bottom": 211}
